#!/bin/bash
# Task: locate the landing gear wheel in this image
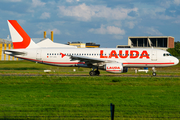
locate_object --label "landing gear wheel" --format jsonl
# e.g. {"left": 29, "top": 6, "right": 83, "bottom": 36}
{"left": 95, "top": 70, "right": 100, "bottom": 76}
{"left": 89, "top": 70, "right": 100, "bottom": 76}
{"left": 152, "top": 72, "right": 156, "bottom": 76}
{"left": 89, "top": 71, "right": 95, "bottom": 76}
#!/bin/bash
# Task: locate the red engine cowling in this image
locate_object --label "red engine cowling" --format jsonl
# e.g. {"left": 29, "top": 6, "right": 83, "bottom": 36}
{"left": 105, "top": 63, "right": 123, "bottom": 73}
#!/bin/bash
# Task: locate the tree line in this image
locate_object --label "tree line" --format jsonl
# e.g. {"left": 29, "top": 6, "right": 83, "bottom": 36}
{"left": 167, "top": 41, "right": 180, "bottom": 57}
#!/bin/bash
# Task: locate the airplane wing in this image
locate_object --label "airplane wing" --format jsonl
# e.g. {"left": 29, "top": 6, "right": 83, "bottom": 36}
{"left": 70, "top": 55, "right": 113, "bottom": 64}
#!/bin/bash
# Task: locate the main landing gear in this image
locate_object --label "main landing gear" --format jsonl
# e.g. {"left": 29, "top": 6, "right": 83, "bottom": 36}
{"left": 152, "top": 67, "right": 156, "bottom": 76}
{"left": 89, "top": 68, "right": 100, "bottom": 76}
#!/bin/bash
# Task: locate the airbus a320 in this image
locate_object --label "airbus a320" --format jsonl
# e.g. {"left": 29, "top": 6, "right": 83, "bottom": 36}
{"left": 4, "top": 20, "right": 179, "bottom": 76}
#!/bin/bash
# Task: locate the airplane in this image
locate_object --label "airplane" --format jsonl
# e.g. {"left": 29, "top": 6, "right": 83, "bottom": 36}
{"left": 4, "top": 20, "right": 179, "bottom": 76}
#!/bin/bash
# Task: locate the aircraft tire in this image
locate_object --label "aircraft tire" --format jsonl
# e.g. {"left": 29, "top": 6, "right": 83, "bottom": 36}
{"left": 152, "top": 72, "right": 156, "bottom": 76}
{"left": 95, "top": 70, "right": 100, "bottom": 76}
{"left": 89, "top": 71, "right": 96, "bottom": 76}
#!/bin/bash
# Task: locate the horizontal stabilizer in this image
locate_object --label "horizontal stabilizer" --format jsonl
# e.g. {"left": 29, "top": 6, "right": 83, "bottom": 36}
{"left": 4, "top": 50, "right": 25, "bottom": 56}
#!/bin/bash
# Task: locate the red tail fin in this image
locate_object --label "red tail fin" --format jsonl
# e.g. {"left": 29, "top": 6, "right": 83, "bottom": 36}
{"left": 7, "top": 20, "right": 38, "bottom": 49}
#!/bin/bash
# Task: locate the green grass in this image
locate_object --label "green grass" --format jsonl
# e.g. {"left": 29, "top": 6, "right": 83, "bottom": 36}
{"left": 0, "top": 76, "right": 180, "bottom": 119}
{"left": 0, "top": 60, "right": 179, "bottom": 119}
{"left": 0, "top": 60, "right": 180, "bottom": 76}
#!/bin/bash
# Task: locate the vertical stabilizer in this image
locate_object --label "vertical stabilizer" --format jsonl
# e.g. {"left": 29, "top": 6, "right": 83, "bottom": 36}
{"left": 7, "top": 20, "right": 39, "bottom": 49}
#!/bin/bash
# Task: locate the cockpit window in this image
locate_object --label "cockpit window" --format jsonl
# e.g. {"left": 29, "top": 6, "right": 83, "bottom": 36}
{"left": 163, "top": 53, "right": 172, "bottom": 56}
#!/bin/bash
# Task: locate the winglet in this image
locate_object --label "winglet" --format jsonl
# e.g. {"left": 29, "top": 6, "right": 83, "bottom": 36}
{"left": 7, "top": 20, "right": 38, "bottom": 49}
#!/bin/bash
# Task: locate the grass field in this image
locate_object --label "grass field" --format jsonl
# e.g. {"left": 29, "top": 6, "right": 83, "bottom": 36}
{"left": 0, "top": 60, "right": 179, "bottom": 76}
{"left": 0, "top": 61, "right": 180, "bottom": 119}
{"left": 0, "top": 76, "right": 180, "bottom": 119}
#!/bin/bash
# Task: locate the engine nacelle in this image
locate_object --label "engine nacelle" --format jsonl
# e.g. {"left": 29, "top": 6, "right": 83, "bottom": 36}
{"left": 105, "top": 63, "right": 123, "bottom": 73}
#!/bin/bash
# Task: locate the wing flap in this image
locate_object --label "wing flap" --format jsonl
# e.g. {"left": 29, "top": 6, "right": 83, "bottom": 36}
{"left": 70, "top": 55, "right": 112, "bottom": 64}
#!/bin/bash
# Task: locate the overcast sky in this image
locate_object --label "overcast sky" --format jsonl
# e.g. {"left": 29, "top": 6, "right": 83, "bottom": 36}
{"left": 0, "top": 0, "right": 180, "bottom": 47}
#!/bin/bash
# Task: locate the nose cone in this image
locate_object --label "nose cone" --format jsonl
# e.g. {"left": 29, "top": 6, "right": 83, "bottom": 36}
{"left": 174, "top": 57, "right": 179, "bottom": 65}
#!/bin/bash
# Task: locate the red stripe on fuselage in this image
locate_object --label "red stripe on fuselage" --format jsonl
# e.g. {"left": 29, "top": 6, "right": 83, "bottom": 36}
{"left": 18, "top": 57, "right": 85, "bottom": 64}
{"left": 43, "top": 61, "right": 85, "bottom": 64}
{"left": 123, "top": 63, "right": 174, "bottom": 65}
{"left": 17, "top": 57, "right": 174, "bottom": 65}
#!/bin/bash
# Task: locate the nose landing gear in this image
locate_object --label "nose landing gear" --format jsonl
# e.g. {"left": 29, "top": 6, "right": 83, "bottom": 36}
{"left": 152, "top": 67, "right": 156, "bottom": 76}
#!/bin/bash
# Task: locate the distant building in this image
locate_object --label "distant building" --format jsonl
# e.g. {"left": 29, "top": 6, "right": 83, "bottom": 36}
{"left": 86, "top": 42, "right": 100, "bottom": 48}
{"left": 117, "top": 36, "right": 174, "bottom": 50}
{"left": 68, "top": 42, "right": 100, "bottom": 48}
{"left": 0, "top": 38, "right": 17, "bottom": 61}
{"left": 116, "top": 45, "right": 131, "bottom": 48}
{"left": 67, "top": 42, "right": 86, "bottom": 48}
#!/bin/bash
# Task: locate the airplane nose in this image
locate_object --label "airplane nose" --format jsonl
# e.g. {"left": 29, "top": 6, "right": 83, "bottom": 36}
{"left": 174, "top": 57, "right": 179, "bottom": 65}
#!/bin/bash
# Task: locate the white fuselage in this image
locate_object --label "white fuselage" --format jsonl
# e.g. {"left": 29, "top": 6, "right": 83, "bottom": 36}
{"left": 13, "top": 48, "right": 179, "bottom": 68}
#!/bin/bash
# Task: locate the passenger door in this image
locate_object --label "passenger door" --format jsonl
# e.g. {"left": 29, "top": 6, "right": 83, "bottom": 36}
{"left": 151, "top": 50, "right": 157, "bottom": 61}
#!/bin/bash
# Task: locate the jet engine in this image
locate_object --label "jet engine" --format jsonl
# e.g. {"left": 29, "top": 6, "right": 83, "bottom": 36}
{"left": 105, "top": 63, "right": 123, "bottom": 73}
{"left": 105, "top": 63, "right": 128, "bottom": 73}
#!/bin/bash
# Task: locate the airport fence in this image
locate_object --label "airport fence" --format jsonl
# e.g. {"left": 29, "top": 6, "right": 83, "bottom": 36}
{"left": 1, "top": 104, "right": 180, "bottom": 119}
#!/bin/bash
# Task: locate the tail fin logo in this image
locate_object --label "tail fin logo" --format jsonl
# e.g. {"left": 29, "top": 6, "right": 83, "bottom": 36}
{"left": 8, "top": 20, "right": 30, "bottom": 49}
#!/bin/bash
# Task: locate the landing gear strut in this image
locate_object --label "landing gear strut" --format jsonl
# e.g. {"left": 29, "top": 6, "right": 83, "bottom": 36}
{"left": 152, "top": 67, "right": 156, "bottom": 76}
{"left": 89, "top": 68, "right": 100, "bottom": 76}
